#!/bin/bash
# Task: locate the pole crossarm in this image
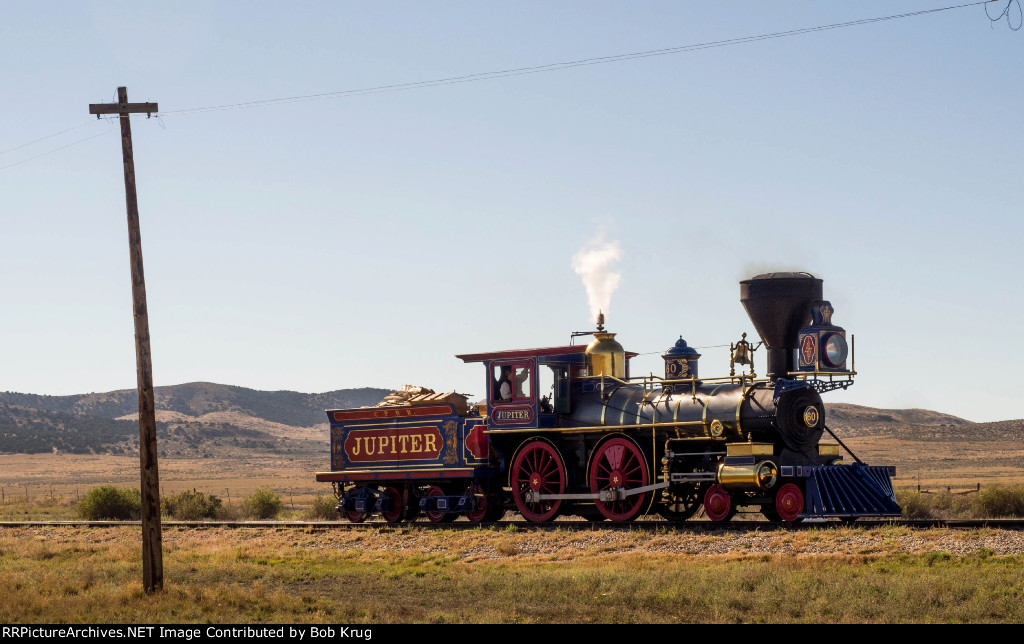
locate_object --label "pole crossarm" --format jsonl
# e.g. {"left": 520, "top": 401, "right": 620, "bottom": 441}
{"left": 88, "top": 102, "right": 159, "bottom": 117}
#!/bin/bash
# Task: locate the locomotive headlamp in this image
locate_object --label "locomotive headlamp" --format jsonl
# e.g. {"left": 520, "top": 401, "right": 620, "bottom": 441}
{"left": 822, "top": 333, "right": 848, "bottom": 368}
{"left": 795, "top": 300, "right": 849, "bottom": 373}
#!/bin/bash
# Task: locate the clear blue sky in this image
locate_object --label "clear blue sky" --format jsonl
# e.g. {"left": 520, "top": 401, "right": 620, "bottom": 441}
{"left": 1, "top": 2, "right": 1020, "bottom": 422}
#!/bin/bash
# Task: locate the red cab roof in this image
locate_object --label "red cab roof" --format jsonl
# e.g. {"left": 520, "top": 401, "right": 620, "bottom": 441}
{"left": 456, "top": 344, "right": 637, "bottom": 363}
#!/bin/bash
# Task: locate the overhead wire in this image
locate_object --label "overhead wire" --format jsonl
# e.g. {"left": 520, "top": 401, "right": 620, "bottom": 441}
{"left": 159, "top": 1, "right": 995, "bottom": 117}
{"left": 633, "top": 344, "right": 734, "bottom": 356}
{"left": 0, "top": 120, "right": 97, "bottom": 157}
{"left": 0, "top": 129, "right": 117, "bottom": 172}
{"left": 987, "top": 0, "right": 1023, "bottom": 28}
{"left": 0, "top": 1, "right": 1004, "bottom": 171}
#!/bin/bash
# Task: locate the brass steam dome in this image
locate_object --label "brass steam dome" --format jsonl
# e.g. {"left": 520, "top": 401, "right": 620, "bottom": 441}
{"left": 586, "top": 332, "right": 625, "bottom": 378}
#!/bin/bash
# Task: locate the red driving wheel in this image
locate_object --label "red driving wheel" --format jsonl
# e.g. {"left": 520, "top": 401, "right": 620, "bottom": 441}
{"left": 511, "top": 440, "right": 566, "bottom": 522}
{"left": 589, "top": 437, "right": 650, "bottom": 522}
{"left": 703, "top": 484, "right": 735, "bottom": 522}
{"left": 774, "top": 483, "right": 804, "bottom": 523}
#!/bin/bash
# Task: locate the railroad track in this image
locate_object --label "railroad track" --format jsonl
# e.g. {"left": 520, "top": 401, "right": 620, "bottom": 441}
{"left": 3, "top": 519, "right": 1024, "bottom": 530}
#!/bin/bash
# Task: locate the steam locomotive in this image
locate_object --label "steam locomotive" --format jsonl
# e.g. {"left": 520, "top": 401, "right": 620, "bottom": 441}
{"left": 315, "top": 272, "right": 901, "bottom": 523}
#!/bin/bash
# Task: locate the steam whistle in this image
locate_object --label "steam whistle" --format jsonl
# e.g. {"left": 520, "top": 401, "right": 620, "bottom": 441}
{"left": 596, "top": 310, "right": 605, "bottom": 332}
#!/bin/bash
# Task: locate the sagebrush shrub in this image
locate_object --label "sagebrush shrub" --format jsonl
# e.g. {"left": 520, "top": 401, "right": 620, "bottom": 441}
{"left": 895, "top": 491, "right": 934, "bottom": 520}
{"left": 244, "top": 488, "right": 283, "bottom": 519}
{"left": 304, "top": 495, "right": 340, "bottom": 521}
{"left": 162, "top": 490, "right": 224, "bottom": 520}
{"left": 78, "top": 486, "right": 141, "bottom": 520}
{"left": 897, "top": 484, "right": 1024, "bottom": 519}
{"left": 977, "top": 485, "right": 1024, "bottom": 518}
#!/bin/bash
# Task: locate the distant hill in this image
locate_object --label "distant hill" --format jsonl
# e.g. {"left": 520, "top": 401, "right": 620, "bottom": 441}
{"left": 826, "top": 403, "right": 970, "bottom": 436}
{"left": 0, "top": 384, "right": 390, "bottom": 457}
{"left": 0, "top": 383, "right": 390, "bottom": 428}
{"left": 0, "top": 403, "right": 140, "bottom": 455}
{"left": 823, "top": 403, "right": 1024, "bottom": 442}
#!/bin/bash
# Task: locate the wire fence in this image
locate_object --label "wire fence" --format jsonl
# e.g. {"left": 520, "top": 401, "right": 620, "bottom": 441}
{"left": 916, "top": 483, "right": 982, "bottom": 495}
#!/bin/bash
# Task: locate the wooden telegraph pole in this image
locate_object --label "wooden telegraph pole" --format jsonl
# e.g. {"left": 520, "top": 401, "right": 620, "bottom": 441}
{"left": 89, "top": 87, "right": 163, "bottom": 593}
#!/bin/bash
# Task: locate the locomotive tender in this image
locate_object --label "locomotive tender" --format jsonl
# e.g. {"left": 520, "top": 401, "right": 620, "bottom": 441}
{"left": 316, "top": 272, "right": 901, "bottom": 523}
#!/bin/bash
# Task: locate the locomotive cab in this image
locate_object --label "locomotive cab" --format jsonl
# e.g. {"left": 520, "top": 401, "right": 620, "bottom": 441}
{"left": 458, "top": 344, "right": 616, "bottom": 430}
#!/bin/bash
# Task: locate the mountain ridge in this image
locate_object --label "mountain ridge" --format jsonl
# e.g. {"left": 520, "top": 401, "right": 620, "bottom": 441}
{"left": 0, "top": 382, "right": 391, "bottom": 428}
{"left": 0, "top": 384, "right": 391, "bottom": 457}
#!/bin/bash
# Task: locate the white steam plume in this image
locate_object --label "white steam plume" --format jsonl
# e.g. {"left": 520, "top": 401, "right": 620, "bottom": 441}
{"left": 571, "top": 228, "right": 622, "bottom": 322}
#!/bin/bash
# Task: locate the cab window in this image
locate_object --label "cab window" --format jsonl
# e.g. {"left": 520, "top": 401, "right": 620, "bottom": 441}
{"left": 538, "top": 365, "right": 568, "bottom": 414}
{"left": 492, "top": 363, "right": 532, "bottom": 403}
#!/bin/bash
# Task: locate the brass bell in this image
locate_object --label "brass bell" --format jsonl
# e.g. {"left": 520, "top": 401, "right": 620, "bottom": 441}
{"left": 732, "top": 333, "right": 751, "bottom": 365}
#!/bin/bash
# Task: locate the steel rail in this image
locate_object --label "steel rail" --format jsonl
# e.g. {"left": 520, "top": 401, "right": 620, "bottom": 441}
{"left": 2, "top": 519, "right": 1023, "bottom": 530}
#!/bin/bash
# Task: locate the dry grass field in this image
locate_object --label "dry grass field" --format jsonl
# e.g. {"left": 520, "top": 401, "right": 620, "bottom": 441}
{"left": 1, "top": 524, "right": 1023, "bottom": 623}
{"left": 841, "top": 436, "right": 1024, "bottom": 490}
{"left": 0, "top": 453, "right": 328, "bottom": 510}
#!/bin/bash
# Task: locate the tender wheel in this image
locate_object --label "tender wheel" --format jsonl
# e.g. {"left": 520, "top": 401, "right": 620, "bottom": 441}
{"left": 511, "top": 440, "right": 567, "bottom": 522}
{"left": 774, "top": 483, "right": 804, "bottom": 524}
{"left": 464, "top": 484, "right": 488, "bottom": 523}
{"left": 424, "top": 485, "right": 455, "bottom": 523}
{"left": 703, "top": 484, "right": 736, "bottom": 522}
{"left": 589, "top": 437, "right": 650, "bottom": 522}
{"left": 658, "top": 483, "right": 706, "bottom": 522}
{"left": 380, "top": 486, "right": 404, "bottom": 524}
{"left": 344, "top": 509, "right": 368, "bottom": 523}
{"left": 342, "top": 487, "right": 369, "bottom": 523}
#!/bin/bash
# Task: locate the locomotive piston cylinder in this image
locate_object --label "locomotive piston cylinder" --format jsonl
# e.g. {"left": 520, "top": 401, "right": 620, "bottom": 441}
{"left": 716, "top": 460, "right": 779, "bottom": 491}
